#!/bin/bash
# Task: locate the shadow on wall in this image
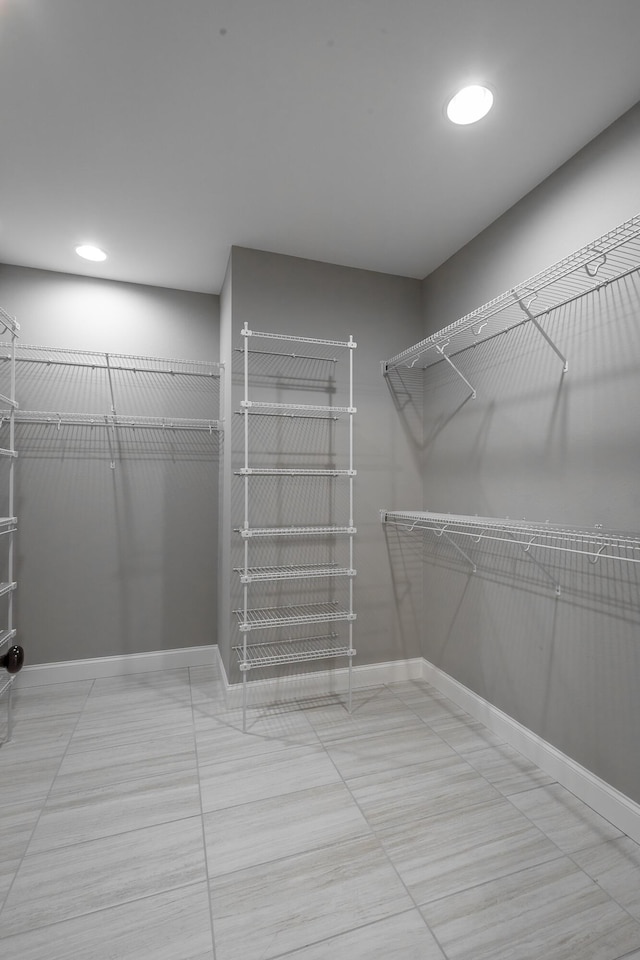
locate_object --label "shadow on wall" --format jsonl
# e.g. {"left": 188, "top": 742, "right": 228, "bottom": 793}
{"left": 382, "top": 523, "right": 424, "bottom": 659}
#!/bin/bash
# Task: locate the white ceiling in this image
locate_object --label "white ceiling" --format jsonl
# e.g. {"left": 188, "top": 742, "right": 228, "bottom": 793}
{"left": 1, "top": 0, "right": 640, "bottom": 295}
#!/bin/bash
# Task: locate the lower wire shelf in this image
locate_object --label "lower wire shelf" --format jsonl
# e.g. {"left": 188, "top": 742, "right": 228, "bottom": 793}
{"left": 234, "top": 601, "right": 357, "bottom": 631}
{"left": 233, "top": 634, "right": 355, "bottom": 670}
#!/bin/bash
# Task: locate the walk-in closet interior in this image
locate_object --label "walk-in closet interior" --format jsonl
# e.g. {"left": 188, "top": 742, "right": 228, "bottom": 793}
{"left": 2, "top": 3, "right": 640, "bottom": 958}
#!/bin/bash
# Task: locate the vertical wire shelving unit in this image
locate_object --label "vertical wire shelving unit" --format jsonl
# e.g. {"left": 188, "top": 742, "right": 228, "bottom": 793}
{"left": 234, "top": 323, "right": 356, "bottom": 730}
{"left": 0, "top": 307, "right": 22, "bottom": 744}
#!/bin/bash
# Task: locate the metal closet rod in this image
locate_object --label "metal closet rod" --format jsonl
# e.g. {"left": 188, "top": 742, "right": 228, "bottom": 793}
{"left": 381, "top": 510, "right": 640, "bottom": 563}
{"left": 382, "top": 212, "right": 640, "bottom": 376}
{"left": 2, "top": 343, "right": 222, "bottom": 377}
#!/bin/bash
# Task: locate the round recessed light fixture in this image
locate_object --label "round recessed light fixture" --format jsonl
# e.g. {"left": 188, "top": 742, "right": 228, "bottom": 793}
{"left": 446, "top": 85, "right": 494, "bottom": 125}
{"left": 75, "top": 244, "right": 107, "bottom": 262}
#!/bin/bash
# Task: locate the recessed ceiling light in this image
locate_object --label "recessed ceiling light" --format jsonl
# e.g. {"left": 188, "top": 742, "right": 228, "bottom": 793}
{"left": 75, "top": 244, "right": 107, "bottom": 262}
{"left": 446, "top": 85, "right": 494, "bottom": 125}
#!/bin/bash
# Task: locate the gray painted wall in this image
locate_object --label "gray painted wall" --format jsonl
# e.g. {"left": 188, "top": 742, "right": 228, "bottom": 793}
{"left": 218, "top": 247, "right": 424, "bottom": 682}
{"left": 416, "top": 103, "right": 640, "bottom": 802}
{"left": 0, "top": 265, "right": 220, "bottom": 664}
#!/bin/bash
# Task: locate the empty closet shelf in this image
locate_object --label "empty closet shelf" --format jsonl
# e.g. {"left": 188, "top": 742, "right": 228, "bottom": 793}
{"left": 233, "top": 635, "right": 355, "bottom": 669}
{"left": 241, "top": 328, "right": 356, "bottom": 350}
{"left": 234, "top": 563, "right": 356, "bottom": 583}
{"left": 237, "top": 524, "right": 356, "bottom": 538}
{"left": 381, "top": 510, "right": 640, "bottom": 563}
{"left": 383, "top": 213, "right": 640, "bottom": 374}
{"left": 14, "top": 410, "right": 221, "bottom": 431}
{"left": 236, "top": 468, "right": 356, "bottom": 476}
{"left": 241, "top": 400, "right": 355, "bottom": 415}
{"left": 234, "top": 601, "right": 356, "bottom": 631}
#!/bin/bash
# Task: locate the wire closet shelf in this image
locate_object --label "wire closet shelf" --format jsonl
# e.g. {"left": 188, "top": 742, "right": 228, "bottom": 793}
{"left": 2, "top": 344, "right": 223, "bottom": 433}
{"left": 382, "top": 213, "right": 640, "bottom": 393}
{"left": 381, "top": 510, "right": 640, "bottom": 596}
{"left": 235, "top": 324, "right": 356, "bottom": 729}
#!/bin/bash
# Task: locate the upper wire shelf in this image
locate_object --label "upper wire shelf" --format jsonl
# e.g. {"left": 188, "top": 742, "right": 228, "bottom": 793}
{"left": 382, "top": 510, "right": 640, "bottom": 568}
{"left": 238, "top": 524, "right": 356, "bottom": 538}
{"left": 234, "top": 563, "right": 356, "bottom": 583}
{"left": 241, "top": 328, "right": 356, "bottom": 350}
{"left": 383, "top": 213, "right": 640, "bottom": 378}
{"left": 4, "top": 343, "right": 222, "bottom": 377}
{"left": 241, "top": 400, "right": 356, "bottom": 415}
{"left": 11, "top": 410, "right": 221, "bottom": 432}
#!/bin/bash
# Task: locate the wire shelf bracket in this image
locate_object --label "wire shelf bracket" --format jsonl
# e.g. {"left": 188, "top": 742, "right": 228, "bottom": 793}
{"left": 382, "top": 213, "right": 640, "bottom": 388}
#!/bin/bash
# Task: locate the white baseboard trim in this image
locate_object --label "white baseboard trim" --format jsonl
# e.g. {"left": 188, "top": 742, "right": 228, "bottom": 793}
{"left": 15, "top": 645, "right": 217, "bottom": 687}
{"left": 422, "top": 658, "right": 640, "bottom": 846}
{"left": 214, "top": 649, "right": 424, "bottom": 707}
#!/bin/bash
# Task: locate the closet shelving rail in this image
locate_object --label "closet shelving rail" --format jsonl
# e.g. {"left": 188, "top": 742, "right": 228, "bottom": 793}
{"left": 1, "top": 344, "right": 222, "bottom": 433}
{"left": 381, "top": 510, "right": 640, "bottom": 596}
{"left": 0, "top": 307, "right": 22, "bottom": 744}
{"left": 234, "top": 324, "right": 356, "bottom": 730}
{"left": 382, "top": 213, "right": 640, "bottom": 395}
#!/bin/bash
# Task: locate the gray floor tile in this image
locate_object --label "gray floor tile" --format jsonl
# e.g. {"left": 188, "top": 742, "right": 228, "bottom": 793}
{"left": 10, "top": 681, "right": 93, "bottom": 721}
{"left": 464, "top": 742, "right": 556, "bottom": 796}
{"left": 428, "top": 713, "right": 506, "bottom": 755}
{"left": 194, "top": 708, "right": 319, "bottom": 764}
{"left": 280, "top": 909, "right": 446, "bottom": 959}
{"left": 0, "top": 754, "right": 62, "bottom": 805}
{"left": 347, "top": 753, "right": 501, "bottom": 831}
{"left": 509, "top": 782, "right": 623, "bottom": 853}
{"left": 27, "top": 767, "right": 202, "bottom": 853}
{"left": 0, "top": 859, "right": 19, "bottom": 908}
{"left": 0, "top": 713, "right": 80, "bottom": 759}
{"left": 305, "top": 687, "right": 427, "bottom": 742}
{"left": 210, "top": 834, "right": 414, "bottom": 960}
{"left": 0, "top": 881, "right": 215, "bottom": 960}
{"left": 0, "top": 797, "right": 42, "bottom": 862}
{"left": 53, "top": 731, "right": 198, "bottom": 790}
{"left": 199, "top": 740, "right": 339, "bottom": 812}
{"left": 571, "top": 836, "right": 640, "bottom": 921}
{"left": 0, "top": 816, "right": 207, "bottom": 937}
{"left": 380, "top": 795, "right": 560, "bottom": 903}
{"left": 325, "top": 722, "right": 456, "bottom": 779}
{"left": 421, "top": 856, "right": 640, "bottom": 960}
{"left": 204, "top": 781, "right": 371, "bottom": 876}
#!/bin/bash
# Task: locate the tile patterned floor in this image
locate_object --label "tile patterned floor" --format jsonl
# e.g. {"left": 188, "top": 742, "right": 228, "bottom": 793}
{"left": 1, "top": 667, "right": 640, "bottom": 959}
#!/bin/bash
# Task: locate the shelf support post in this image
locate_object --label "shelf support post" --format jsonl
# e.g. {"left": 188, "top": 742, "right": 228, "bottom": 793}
{"left": 507, "top": 532, "right": 561, "bottom": 596}
{"left": 516, "top": 296, "right": 568, "bottom": 372}
{"left": 435, "top": 343, "right": 477, "bottom": 398}
{"left": 435, "top": 527, "right": 477, "bottom": 573}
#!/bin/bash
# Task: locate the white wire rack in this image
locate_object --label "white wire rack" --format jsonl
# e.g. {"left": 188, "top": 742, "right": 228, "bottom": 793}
{"left": 0, "top": 307, "right": 20, "bottom": 745}
{"left": 9, "top": 343, "right": 221, "bottom": 377}
{"left": 236, "top": 323, "right": 356, "bottom": 729}
{"left": 237, "top": 524, "right": 356, "bottom": 539}
{"left": 235, "top": 563, "right": 356, "bottom": 584}
{"left": 13, "top": 410, "right": 221, "bottom": 432}
{"left": 241, "top": 400, "right": 356, "bottom": 415}
{"left": 232, "top": 634, "right": 354, "bottom": 670}
{"left": 234, "top": 601, "right": 356, "bottom": 631}
{"left": 383, "top": 213, "right": 640, "bottom": 395}
{"left": 236, "top": 468, "right": 356, "bottom": 477}
{"left": 382, "top": 510, "right": 640, "bottom": 595}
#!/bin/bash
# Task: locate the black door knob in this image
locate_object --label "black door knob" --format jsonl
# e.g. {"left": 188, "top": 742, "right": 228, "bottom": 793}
{"left": 1, "top": 645, "right": 24, "bottom": 674}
